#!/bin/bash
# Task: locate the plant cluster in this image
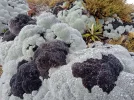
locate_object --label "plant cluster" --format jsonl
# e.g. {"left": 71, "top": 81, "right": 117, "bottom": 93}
{"left": 10, "top": 60, "right": 42, "bottom": 99}
{"left": 2, "top": 29, "right": 8, "bottom": 33}
{"left": 0, "top": 14, "right": 36, "bottom": 42}
{"left": 26, "top": 0, "right": 76, "bottom": 16}
{"left": 34, "top": 40, "right": 69, "bottom": 78}
{"left": 27, "top": 0, "right": 49, "bottom": 5}
{"left": 82, "top": 22, "right": 103, "bottom": 44}
{"left": 8, "top": 14, "right": 36, "bottom": 35}
{"left": 10, "top": 40, "right": 69, "bottom": 98}
{"left": 27, "top": 0, "right": 75, "bottom": 8}
{"left": 49, "top": 0, "right": 75, "bottom": 7}
{"left": 83, "top": 0, "right": 134, "bottom": 22}
{"left": 27, "top": 0, "right": 134, "bottom": 22}
{"left": 72, "top": 54, "right": 123, "bottom": 93}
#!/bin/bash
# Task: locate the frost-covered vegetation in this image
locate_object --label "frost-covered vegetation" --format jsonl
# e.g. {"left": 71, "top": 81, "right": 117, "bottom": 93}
{"left": 1, "top": 0, "right": 134, "bottom": 100}
{"left": 0, "top": 0, "right": 29, "bottom": 33}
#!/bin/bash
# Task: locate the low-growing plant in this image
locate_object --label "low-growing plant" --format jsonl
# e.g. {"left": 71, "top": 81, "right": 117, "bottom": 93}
{"left": 26, "top": 0, "right": 134, "bottom": 22}
{"left": 2, "top": 29, "right": 8, "bottom": 33}
{"left": 83, "top": 0, "right": 134, "bottom": 22}
{"left": 49, "top": 0, "right": 75, "bottom": 7}
{"left": 108, "top": 32, "right": 134, "bottom": 52}
{"left": 124, "top": 38, "right": 134, "bottom": 52}
{"left": 26, "top": 0, "right": 75, "bottom": 15}
{"left": 108, "top": 35, "right": 126, "bottom": 45}
{"left": 83, "top": 22, "right": 103, "bottom": 43}
{"left": 27, "top": 0, "right": 75, "bottom": 7}
{"left": 27, "top": 0, "right": 49, "bottom": 5}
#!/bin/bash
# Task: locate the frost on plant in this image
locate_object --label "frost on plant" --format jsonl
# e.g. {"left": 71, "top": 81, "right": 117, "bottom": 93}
{"left": 10, "top": 60, "right": 42, "bottom": 99}
{"left": 72, "top": 54, "right": 123, "bottom": 93}
{"left": 8, "top": 14, "right": 36, "bottom": 35}
{"left": 34, "top": 40, "right": 69, "bottom": 78}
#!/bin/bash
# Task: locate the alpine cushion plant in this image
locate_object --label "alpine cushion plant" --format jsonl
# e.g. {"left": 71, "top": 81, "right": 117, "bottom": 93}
{"left": 72, "top": 54, "right": 123, "bottom": 94}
